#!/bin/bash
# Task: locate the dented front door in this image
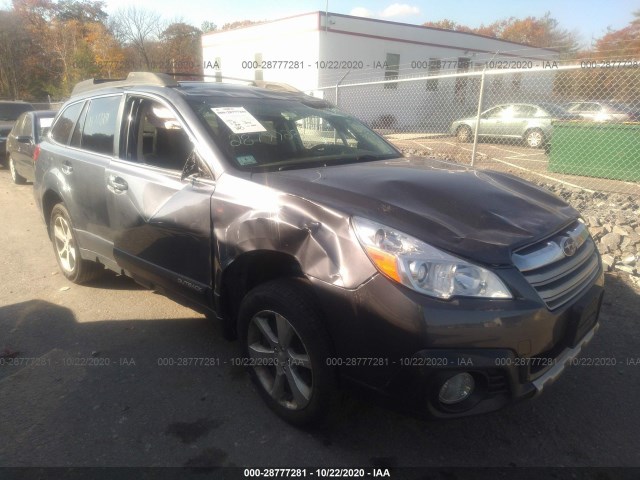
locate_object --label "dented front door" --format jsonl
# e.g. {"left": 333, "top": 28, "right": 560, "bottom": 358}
{"left": 105, "top": 160, "right": 215, "bottom": 306}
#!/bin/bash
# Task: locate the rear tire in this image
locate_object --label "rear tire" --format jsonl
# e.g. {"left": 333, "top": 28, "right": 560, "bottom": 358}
{"left": 456, "top": 125, "right": 472, "bottom": 143}
{"left": 50, "top": 203, "right": 104, "bottom": 284}
{"left": 9, "top": 156, "right": 26, "bottom": 185}
{"left": 525, "top": 128, "right": 544, "bottom": 148}
{"left": 238, "top": 278, "right": 337, "bottom": 426}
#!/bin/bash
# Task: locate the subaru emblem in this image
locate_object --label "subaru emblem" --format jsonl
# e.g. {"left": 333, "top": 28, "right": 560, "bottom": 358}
{"left": 561, "top": 237, "right": 577, "bottom": 257}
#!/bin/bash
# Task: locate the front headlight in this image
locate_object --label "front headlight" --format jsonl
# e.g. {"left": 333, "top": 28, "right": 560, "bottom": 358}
{"left": 352, "top": 217, "right": 512, "bottom": 300}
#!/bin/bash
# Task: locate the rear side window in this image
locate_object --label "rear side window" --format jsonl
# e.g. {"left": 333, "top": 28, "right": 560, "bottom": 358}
{"left": 81, "top": 96, "right": 121, "bottom": 155}
{"left": 21, "top": 114, "right": 33, "bottom": 137}
{"left": 51, "top": 102, "right": 84, "bottom": 144}
{"left": 10, "top": 114, "right": 26, "bottom": 135}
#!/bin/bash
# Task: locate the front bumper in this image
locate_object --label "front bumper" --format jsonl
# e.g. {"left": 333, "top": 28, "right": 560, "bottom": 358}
{"left": 310, "top": 266, "right": 604, "bottom": 418}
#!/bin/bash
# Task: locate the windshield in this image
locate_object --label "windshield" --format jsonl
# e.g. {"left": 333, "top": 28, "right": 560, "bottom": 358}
{"left": 0, "top": 103, "right": 34, "bottom": 121}
{"left": 188, "top": 97, "right": 400, "bottom": 171}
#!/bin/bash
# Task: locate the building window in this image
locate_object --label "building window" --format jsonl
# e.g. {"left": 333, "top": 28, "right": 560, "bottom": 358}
{"left": 384, "top": 53, "right": 400, "bottom": 89}
{"left": 491, "top": 76, "right": 503, "bottom": 93}
{"left": 215, "top": 57, "right": 222, "bottom": 82}
{"left": 255, "top": 53, "right": 263, "bottom": 81}
{"left": 512, "top": 73, "right": 522, "bottom": 92}
{"left": 454, "top": 57, "right": 471, "bottom": 102}
{"left": 426, "top": 58, "right": 441, "bottom": 91}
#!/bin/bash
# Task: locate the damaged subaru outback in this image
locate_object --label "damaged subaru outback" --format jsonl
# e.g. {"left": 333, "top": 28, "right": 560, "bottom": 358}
{"left": 34, "top": 73, "right": 604, "bottom": 425}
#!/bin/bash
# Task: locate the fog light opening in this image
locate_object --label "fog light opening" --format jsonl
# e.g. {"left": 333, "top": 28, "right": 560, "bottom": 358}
{"left": 438, "top": 372, "right": 475, "bottom": 405}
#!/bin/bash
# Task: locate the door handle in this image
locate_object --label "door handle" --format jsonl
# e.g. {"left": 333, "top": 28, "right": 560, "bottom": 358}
{"left": 107, "top": 175, "right": 128, "bottom": 193}
{"left": 61, "top": 160, "right": 73, "bottom": 175}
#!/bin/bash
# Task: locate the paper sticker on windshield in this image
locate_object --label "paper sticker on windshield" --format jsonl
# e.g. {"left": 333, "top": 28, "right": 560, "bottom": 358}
{"left": 236, "top": 155, "right": 257, "bottom": 166}
{"left": 212, "top": 107, "right": 266, "bottom": 134}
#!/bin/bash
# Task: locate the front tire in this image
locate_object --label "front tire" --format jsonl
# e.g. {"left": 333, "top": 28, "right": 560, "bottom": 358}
{"left": 50, "top": 203, "right": 103, "bottom": 284}
{"left": 238, "top": 278, "right": 337, "bottom": 426}
{"left": 9, "top": 156, "right": 26, "bottom": 184}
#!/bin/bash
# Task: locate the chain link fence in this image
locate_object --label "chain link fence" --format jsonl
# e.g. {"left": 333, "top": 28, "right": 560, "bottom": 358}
{"left": 317, "top": 64, "right": 640, "bottom": 197}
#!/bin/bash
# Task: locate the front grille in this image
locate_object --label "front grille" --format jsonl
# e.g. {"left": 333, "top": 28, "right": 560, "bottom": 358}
{"left": 513, "top": 221, "right": 601, "bottom": 310}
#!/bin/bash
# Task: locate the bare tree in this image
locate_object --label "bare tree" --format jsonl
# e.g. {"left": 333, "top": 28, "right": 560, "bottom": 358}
{"left": 111, "top": 6, "right": 164, "bottom": 70}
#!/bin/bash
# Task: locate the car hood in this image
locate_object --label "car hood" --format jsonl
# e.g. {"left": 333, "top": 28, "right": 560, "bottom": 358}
{"left": 250, "top": 157, "right": 579, "bottom": 265}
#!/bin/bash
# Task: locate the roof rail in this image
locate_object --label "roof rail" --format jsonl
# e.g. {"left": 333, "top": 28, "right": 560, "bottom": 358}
{"left": 252, "top": 80, "right": 300, "bottom": 93}
{"left": 71, "top": 72, "right": 179, "bottom": 96}
{"left": 165, "top": 72, "right": 302, "bottom": 93}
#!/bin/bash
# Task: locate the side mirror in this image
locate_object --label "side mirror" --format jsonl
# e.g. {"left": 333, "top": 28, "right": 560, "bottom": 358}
{"left": 17, "top": 135, "right": 33, "bottom": 144}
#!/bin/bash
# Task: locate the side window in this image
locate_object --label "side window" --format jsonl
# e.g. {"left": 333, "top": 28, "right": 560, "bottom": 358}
{"left": 51, "top": 102, "right": 84, "bottom": 145}
{"left": 11, "top": 115, "right": 26, "bottom": 135}
{"left": 81, "top": 96, "right": 121, "bottom": 155}
{"left": 485, "top": 106, "right": 505, "bottom": 119}
{"left": 21, "top": 115, "right": 33, "bottom": 137}
{"left": 70, "top": 102, "right": 89, "bottom": 148}
{"left": 37, "top": 116, "right": 54, "bottom": 139}
{"left": 124, "top": 97, "right": 192, "bottom": 171}
{"left": 514, "top": 105, "right": 536, "bottom": 117}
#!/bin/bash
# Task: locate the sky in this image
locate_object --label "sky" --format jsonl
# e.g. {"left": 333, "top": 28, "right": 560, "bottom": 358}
{"left": 95, "top": 0, "right": 638, "bottom": 47}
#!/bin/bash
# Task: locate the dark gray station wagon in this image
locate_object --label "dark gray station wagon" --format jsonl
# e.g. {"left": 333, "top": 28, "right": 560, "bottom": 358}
{"left": 34, "top": 73, "right": 604, "bottom": 425}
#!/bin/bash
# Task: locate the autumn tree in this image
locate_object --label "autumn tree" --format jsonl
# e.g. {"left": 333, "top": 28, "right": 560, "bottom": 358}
{"left": 2, "top": 0, "right": 125, "bottom": 99}
{"left": 422, "top": 19, "right": 472, "bottom": 32}
{"left": 594, "top": 10, "right": 640, "bottom": 59}
{"left": 221, "top": 19, "right": 263, "bottom": 31}
{"left": 160, "top": 22, "right": 202, "bottom": 74}
{"left": 0, "top": 10, "right": 32, "bottom": 98}
{"left": 423, "top": 13, "right": 580, "bottom": 57}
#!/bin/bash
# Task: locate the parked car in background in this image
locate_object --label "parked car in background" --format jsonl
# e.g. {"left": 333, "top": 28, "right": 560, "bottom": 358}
{"left": 451, "top": 103, "right": 580, "bottom": 148}
{"left": 6, "top": 110, "right": 56, "bottom": 184}
{"left": 0, "top": 101, "right": 35, "bottom": 165}
{"left": 34, "top": 73, "right": 603, "bottom": 426}
{"left": 565, "top": 101, "right": 640, "bottom": 122}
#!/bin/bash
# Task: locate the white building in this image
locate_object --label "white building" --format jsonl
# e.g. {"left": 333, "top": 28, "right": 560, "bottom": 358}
{"left": 202, "top": 12, "right": 559, "bottom": 129}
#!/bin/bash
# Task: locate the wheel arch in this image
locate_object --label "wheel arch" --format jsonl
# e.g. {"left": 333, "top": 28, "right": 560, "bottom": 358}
{"left": 42, "top": 189, "right": 64, "bottom": 234}
{"left": 217, "top": 250, "right": 310, "bottom": 336}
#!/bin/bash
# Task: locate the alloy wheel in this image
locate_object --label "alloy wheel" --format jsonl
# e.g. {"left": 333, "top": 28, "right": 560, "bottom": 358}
{"left": 247, "top": 309, "right": 313, "bottom": 410}
{"left": 53, "top": 215, "right": 77, "bottom": 273}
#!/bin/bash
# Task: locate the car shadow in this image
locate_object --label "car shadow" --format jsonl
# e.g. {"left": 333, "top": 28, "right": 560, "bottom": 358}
{"left": 82, "top": 270, "right": 145, "bottom": 291}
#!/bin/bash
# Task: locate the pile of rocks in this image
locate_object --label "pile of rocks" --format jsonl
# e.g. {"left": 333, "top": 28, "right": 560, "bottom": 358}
{"left": 541, "top": 183, "right": 638, "bottom": 277}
